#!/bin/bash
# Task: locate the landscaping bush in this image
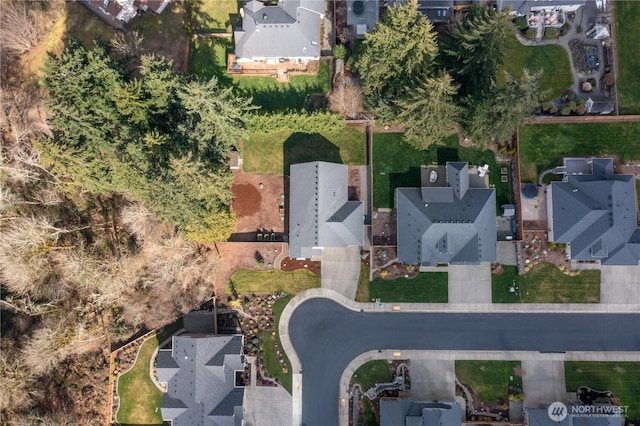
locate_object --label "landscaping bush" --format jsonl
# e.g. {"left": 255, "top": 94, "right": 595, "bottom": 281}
{"left": 544, "top": 27, "right": 560, "bottom": 39}
{"left": 525, "top": 28, "right": 537, "bottom": 39}
{"left": 333, "top": 44, "right": 347, "bottom": 60}
{"left": 560, "top": 106, "right": 572, "bottom": 115}
{"left": 514, "top": 16, "right": 528, "bottom": 30}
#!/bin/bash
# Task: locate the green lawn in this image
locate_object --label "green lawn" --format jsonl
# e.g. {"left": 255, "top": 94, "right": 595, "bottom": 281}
{"left": 518, "top": 123, "right": 640, "bottom": 181}
{"left": 355, "top": 263, "right": 371, "bottom": 303}
{"left": 455, "top": 361, "right": 522, "bottom": 402}
{"left": 352, "top": 360, "right": 393, "bottom": 391}
{"left": 243, "top": 127, "right": 366, "bottom": 175}
{"left": 372, "top": 133, "right": 511, "bottom": 211}
{"left": 233, "top": 61, "right": 330, "bottom": 111}
{"left": 492, "top": 264, "right": 600, "bottom": 303}
{"left": 369, "top": 273, "right": 448, "bottom": 303}
{"left": 615, "top": 1, "right": 640, "bottom": 114}
{"left": 189, "top": 36, "right": 233, "bottom": 83}
{"left": 565, "top": 362, "right": 640, "bottom": 418}
{"left": 116, "top": 319, "right": 183, "bottom": 424}
{"left": 498, "top": 33, "right": 573, "bottom": 102}
{"left": 262, "top": 295, "right": 293, "bottom": 393}
{"left": 227, "top": 269, "right": 320, "bottom": 295}
{"left": 194, "top": 0, "right": 239, "bottom": 32}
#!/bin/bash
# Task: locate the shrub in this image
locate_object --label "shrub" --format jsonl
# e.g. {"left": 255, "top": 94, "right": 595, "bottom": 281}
{"left": 544, "top": 27, "right": 560, "bottom": 39}
{"left": 560, "top": 106, "right": 572, "bottom": 115}
{"left": 514, "top": 16, "right": 528, "bottom": 30}
{"left": 525, "top": 28, "right": 537, "bottom": 39}
{"left": 333, "top": 44, "right": 347, "bottom": 60}
{"left": 247, "top": 111, "right": 344, "bottom": 134}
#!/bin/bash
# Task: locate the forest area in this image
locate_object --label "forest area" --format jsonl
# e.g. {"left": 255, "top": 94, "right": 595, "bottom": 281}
{"left": 0, "top": 1, "right": 250, "bottom": 423}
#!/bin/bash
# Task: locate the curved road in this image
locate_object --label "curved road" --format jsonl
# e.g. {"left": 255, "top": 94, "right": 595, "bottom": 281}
{"left": 288, "top": 298, "right": 640, "bottom": 426}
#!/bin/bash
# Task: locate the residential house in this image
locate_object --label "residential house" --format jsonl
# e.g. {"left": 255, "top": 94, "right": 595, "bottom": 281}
{"left": 289, "top": 161, "right": 364, "bottom": 259}
{"left": 80, "top": 0, "right": 170, "bottom": 23}
{"left": 234, "top": 0, "right": 325, "bottom": 63}
{"left": 380, "top": 400, "right": 462, "bottom": 426}
{"left": 497, "top": 0, "right": 585, "bottom": 17}
{"left": 525, "top": 406, "right": 623, "bottom": 425}
{"left": 546, "top": 157, "right": 640, "bottom": 266}
{"left": 396, "top": 162, "right": 497, "bottom": 267}
{"left": 387, "top": 0, "right": 454, "bottom": 23}
{"left": 157, "top": 334, "right": 245, "bottom": 426}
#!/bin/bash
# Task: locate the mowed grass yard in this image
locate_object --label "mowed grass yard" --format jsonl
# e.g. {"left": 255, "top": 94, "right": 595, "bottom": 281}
{"left": 492, "top": 264, "right": 600, "bottom": 303}
{"left": 194, "top": 0, "right": 239, "bottom": 32}
{"left": 615, "top": 0, "right": 640, "bottom": 114}
{"left": 190, "top": 36, "right": 232, "bottom": 82}
{"left": 565, "top": 362, "right": 640, "bottom": 418}
{"left": 243, "top": 127, "right": 366, "bottom": 175}
{"left": 352, "top": 360, "right": 393, "bottom": 426}
{"left": 116, "top": 319, "right": 183, "bottom": 424}
{"left": 227, "top": 269, "right": 320, "bottom": 294}
{"left": 368, "top": 273, "right": 448, "bottom": 303}
{"left": 498, "top": 33, "right": 573, "bottom": 102}
{"left": 373, "top": 133, "right": 511, "bottom": 211}
{"left": 262, "top": 295, "right": 293, "bottom": 393}
{"left": 456, "top": 361, "right": 522, "bottom": 402}
{"left": 518, "top": 123, "right": 640, "bottom": 181}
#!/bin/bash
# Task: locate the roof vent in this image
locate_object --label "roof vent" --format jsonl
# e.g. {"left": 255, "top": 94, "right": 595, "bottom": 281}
{"left": 263, "top": 13, "right": 267, "bottom": 20}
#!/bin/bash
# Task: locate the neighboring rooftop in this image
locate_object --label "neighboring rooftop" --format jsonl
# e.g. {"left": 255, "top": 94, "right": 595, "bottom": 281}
{"left": 547, "top": 157, "right": 640, "bottom": 265}
{"left": 525, "top": 406, "right": 623, "bottom": 425}
{"left": 157, "top": 334, "right": 244, "bottom": 426}
{"left": 289, "top": 161, "right": 364, "bottom": 259}
{"left": 497, "top": 0, "right": 585, "bottom": 16}
{"left": 380, "top": 400, "right": 462, "bottom": 426}
{"left": 396, "top": 162, "right": 496, "bottom": 266}
{"left": 81, "top": 0, "right": 170, "bottom": 23}
{"left": 388, "top": 0, "right": 454, "bottom": 23}
{"left": 234, "top": 0, "right": 324, "bottom": 61}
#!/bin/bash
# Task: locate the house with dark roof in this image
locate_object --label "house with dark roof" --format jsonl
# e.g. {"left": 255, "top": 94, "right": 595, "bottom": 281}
{"left": 380, "top": 400, "right": 462, "bottom": 425}
{"left": 387, "top": 0, "right": 454, "bottom": 23}
{"left": 497, "top": 0, "right": 585, "bottom": 17}
{"left": 289, "top": 161, "right": 364, "bottom": 259}
{"left": 80, "top": 0, "right": 170, "bottom": 23}
{"left": 546, "top": 157, "right": 640, "bottom": 266}
{"left": 396, "top": 162, "right": 496, "bottom": 267}
{"left": 234, "top": 0, "right": 325, "bottom": 63}
{"left": 157, "top": 334, "right": 245, "bottom": 426}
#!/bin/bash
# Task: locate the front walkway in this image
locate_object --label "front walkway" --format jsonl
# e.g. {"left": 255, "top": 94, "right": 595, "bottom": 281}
{"left": 448, "top": 264, "right": 492, "bottom": 303}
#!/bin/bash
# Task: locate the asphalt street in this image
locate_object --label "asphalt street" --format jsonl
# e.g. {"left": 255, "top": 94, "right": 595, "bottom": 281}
{"left": 288, "top": 298, "right": 640, "bottom": 426}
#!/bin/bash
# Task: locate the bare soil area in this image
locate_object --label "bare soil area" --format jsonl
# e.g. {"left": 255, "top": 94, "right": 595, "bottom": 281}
{"left": 231, "top": 172, "right": 286, "bottom": 235}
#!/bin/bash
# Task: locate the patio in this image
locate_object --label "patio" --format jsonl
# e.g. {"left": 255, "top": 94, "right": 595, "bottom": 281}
{"left": 227, "top": 53, "right": 318, "bottom": 81}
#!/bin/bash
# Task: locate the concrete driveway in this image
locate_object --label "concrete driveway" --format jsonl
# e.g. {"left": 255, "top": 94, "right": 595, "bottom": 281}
{"left": 600, "top": 265, "right": 640, "bottom": 304}
{"left": 407, "top": 358, "right": 455, "bottom": 401}
{"left": 521, "top": 360, "right": 567, "bottom": 408}
{"left": 321, "top": 246, "right": 362, "bottom": 300}
{"left": 448, "top": 263, "right": 492, "bottom": 303}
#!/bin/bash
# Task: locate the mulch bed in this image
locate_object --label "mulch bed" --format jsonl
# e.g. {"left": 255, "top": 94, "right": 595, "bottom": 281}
{"left": 280, "top": 257, "right": 321, "bottom": 275}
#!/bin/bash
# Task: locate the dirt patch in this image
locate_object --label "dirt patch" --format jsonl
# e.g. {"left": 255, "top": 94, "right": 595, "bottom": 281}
{"left": 280, "top": 257, "right": 321, "bottom": 275}
{"left": 231, "top": 172, "right": 286, "bottom": 235}
{"left": 372, "top": 209, "right": 397, "bottom": 246}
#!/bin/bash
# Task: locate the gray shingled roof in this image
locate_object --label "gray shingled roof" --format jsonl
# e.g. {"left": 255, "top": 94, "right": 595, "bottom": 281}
{"left": 396, "top": 162, "right": 496, "bottom": 266}
{"left": 497, "top": 0, "right": 585, "bottom": 16}
{"left": 380, "top": 400, "right": 461, "bottom": 426}
{"left": 158, "top": 335, "right": 244, "bottom": 426}
{"left": 547, "top": 158, "right": 640, "bottom": 265}
{"left": 289, "top": 161, "right": 364, "bottom": 258}
{"left": 234, "top": 0, "right": 324, "bottom": 60}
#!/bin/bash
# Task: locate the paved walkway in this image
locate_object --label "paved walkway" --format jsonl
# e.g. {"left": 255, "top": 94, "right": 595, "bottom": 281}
{"left": 600, "top": 265, "right": 640, "bottom": 304}
{"left": 448, "top": 264, "right": 492, "bottom": 304}
{"left": 521, "top": 360, "right": 567, "bottom": 408}
{"left": 320, "top": 246, "right": 361, "bottom": 300}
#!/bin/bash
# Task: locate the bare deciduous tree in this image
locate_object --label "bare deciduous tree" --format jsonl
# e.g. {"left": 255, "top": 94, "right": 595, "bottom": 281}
{"left": 120, "top": 202, "right": 156, "bottom": 242}
{"left": 0, "top": 353, "right": 38, "bottom": 412}
{"left": 110, "top": 30, "right": 144, "bottom": 57}
{"left": 329, "top": 82, "right": 363, "bottom": 119}
{"left": 0, "top": 1, "right": 42, "bottom": 57}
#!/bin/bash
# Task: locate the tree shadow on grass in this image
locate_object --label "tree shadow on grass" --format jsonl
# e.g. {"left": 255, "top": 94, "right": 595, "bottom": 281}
{"left": 283, "top": 133, "right": 342, "bottom": 175}
{"left": 436, "top": 146, "right": 460, "bottom": 164}
{"left": 190, "top": 37, "right": 233, "bottom": 86}
{"left": 236, "top": 83, "right": 325, "bottom": 112}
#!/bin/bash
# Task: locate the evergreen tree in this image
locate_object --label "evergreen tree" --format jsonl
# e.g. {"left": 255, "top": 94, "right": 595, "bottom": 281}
{"left": 442, "top": 6, "right": 511, "bottom": 99}
{"left": 396, "top": 73, "right": 460, "bottom": 149}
